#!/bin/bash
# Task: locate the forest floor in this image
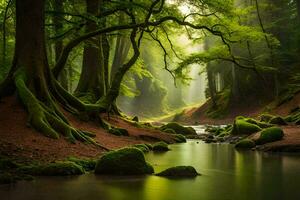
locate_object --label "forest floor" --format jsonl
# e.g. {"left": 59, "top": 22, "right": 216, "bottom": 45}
{"left": 0, "top": 96, "right": 176, "bottom": 163}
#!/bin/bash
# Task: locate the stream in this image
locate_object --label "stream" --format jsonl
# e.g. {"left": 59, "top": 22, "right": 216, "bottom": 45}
{"left": 1, "top": 126, "right": 300, "bottom": 200}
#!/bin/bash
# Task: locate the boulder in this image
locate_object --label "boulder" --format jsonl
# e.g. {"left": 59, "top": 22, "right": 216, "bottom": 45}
{"left": 152, "top": 141, "right": 170, "bottom": 151}
{"left": 156, "top": 166, "right": 200, "bottom": 177}
{"left": 255, "top": 127, "right": 284, "bottom": 145}
{"left": 95, "top": 148, "right": 154, "bottom": 175}
{"left": 160, "top": 122, "right": 196, "bottom": 135}
{"left": 235, "top": 139, "right": 256, "bottom": 149}
{"left": 231, "top": 118, "right": 262, "bottom": 135}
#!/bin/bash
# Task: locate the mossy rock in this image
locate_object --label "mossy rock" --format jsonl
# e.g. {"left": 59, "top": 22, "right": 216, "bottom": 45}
{"left": 269, "top": 116, "right": 287, "bottom": 125}
{"left": 259, "top": 114, "right": 274, "bottom": 122}
{"left": 162, "top": 128, "right": 177, "bottom": 134}
{"left": 255, "top": 127, "right": 284, "bottom": 145}
{"left": 144, "top": 143, "right": 153, "bottom": 150}
{"left": 231, "top": 118, "right": 262, "bottom": 135}
{"left": 156, "top": 166, "right": 200, "bottom": 177}
{"left": 108, "top": 128, "right": 129, "bottom": 136}
{"left": 132, "top": 144, "right": 150, "bottom": 153}
{"left": 160, "top": 122, "right": 196, "bottom": 135}
{"left": 18, "top": 161, "right": 85, "bottom": 176}
{"left": 152, "top": 141, "right": 170, "bottom": 151}
{"left": 244, "top": 118, "right": 273, "bottom": 128}
{"left": 174, "top": 134, "right": 187, "bottom": 143}
{"left": 94, "top": 148, "right": 154, "bottom": 175}
{"left": 66, "top": 157, "right": 96, "bottom": 171}
{"left": 235, "top": 139, "right": 256, "bottom": 149}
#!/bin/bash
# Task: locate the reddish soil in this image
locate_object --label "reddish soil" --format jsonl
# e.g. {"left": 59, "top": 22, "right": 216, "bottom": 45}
{"left": 176, "top": 99, "right": 265, "bottom": 125}
{"left": 0, "top": 96, "right": 176, "bottom": 163}
{"left": 249, "top": 125, "right": 300, "bottom": 152}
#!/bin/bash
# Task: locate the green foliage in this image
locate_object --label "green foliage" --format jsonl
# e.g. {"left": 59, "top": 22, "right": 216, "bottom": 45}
{"left": 95, "top": 148, "right": 154, "bottom": 175}
{"left": 256, "top": 127, "right": 284, "bottom": 145}
{"left": 235, "top": 139, "right": 256, "bottom": 149}
{"left": 156, "top": 166, "right": 199, "bottom": 177}
{"left": 160, "top": 122, "right": 196, "bottom": 135}
{"left": 152, "top": 141, "right": 170, "bottom": 151}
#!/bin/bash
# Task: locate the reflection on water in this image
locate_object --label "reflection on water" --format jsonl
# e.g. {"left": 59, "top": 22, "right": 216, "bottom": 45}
{"left": 1, "top": 141, "right": 300, "bottom": 200}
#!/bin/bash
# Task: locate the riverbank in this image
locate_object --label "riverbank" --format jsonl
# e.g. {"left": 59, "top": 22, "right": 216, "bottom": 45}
{"left": 0, "top": 96, "right": 176, "bottom": 163}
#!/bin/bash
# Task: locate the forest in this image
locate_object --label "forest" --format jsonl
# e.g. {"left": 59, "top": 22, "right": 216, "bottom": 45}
{"left": 0, "top": 0, "right": 300, "bottom": 200}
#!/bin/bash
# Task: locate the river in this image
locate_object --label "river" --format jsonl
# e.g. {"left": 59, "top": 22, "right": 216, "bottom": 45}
{"left": 1, "top": 128, "right": 300, "bottom": 200}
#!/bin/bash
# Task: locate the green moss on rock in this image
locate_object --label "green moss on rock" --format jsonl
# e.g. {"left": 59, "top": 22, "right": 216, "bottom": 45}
{"left": 244, "top": 118, "right": 273, "bottom": 128}
{"left": 94, "top": 148, "right": 154, "bottom": 175}
{"left": 259, "top": 114, "right": 274, "bottom": 122}
{"left": 174, "top": 134, "right": 187, "bottom": 143}
{"left": 160, "top": 122, "right": 196, "bottom": 135}
{"left": 269, "top": 116, "right": 287, "bottom": 125}
{"left": 235, "top": 139, "right": 256, "bottom": 149}
{"left": 18, "top": 161, "right": 85, "bottom": 176}
{"left": 256, "top": 127, "right": 284, "bottom": 145}
{"left": 156, "top": 166, "right": 200, "bottom": 177}
{"left": 66, "top": 157, "right": 96, "bottom": 171}
{"left": 108, "top": 128, "right": 129, "bottom": 136}
{"left": 231, "top": 118, "right": 262, "bottom": 135}
{"left": 133, "top": 144, "right": 150, "bottom": 153}
{"left": 152, "top": 141, "right": 170, "bottom": 151}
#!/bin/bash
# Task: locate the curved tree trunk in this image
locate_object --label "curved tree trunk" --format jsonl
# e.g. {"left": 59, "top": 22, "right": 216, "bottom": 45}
{"left": 7, "top": 0, "right": 107, "bottom": 146}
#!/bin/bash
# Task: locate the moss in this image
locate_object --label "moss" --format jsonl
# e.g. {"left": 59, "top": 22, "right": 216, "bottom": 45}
{"left": 244, "top": 118, "right": 273, "bottom": 128}
{"left": 18, "top": 161, "right": 85, "bottom": 176}
{"left": 108, "top": 127, "right": 129, "bottom": 136}
{"left": 174, "top": 134, "right": 187, "bottom": 143}
{"left": 256, "top": 127, "right": 284, "bottom": 145}
{"left": 66, "top": 157, "right": 96, "bottom": 171}
{"left": 269, "top": 116, "right": 287, "bottom": 125}
{"left": 162, "top": 128, "right": 177, "bottom": 134}
{"left": 132, "top": 144, "right": 150, "bottom": 153}
{"left": 94, "top": 148, "right": 154, "bottom": 175}
{"left": 231, "top": 118, "right": 262, "bottom": 135}
{"left": 152, "top": 141, "right": 170, "bottom": 151}
{"left": 235, "top": 139, "right": 256, "bottom": 149}
{"left": 144, "top": 143, "right": 153, "bottom": 150}
{"left": 259, "top": 114, "right": 274, "bottom": 122}
{"left": 132, "top": 116, "right": 139, "bottom": 122}
{"left": 160, "top": 122, "right": 196, "bottom": 135}
{"left": 156, "top": 166, "right": 200, "bottom": 177}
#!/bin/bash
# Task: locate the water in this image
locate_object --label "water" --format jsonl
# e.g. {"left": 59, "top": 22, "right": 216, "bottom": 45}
{"left": 1, "top": 141, "right": 300, "bottom": 200}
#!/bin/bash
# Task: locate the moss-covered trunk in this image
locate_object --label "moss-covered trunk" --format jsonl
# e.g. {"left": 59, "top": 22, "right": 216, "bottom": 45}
{"left": 5, "top": 0, "right": 106, "bottom": 146}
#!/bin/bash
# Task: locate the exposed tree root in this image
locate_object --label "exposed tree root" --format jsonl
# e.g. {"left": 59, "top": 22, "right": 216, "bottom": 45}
{"left": 14, "top": 68, "right": 109, "bottom": 150}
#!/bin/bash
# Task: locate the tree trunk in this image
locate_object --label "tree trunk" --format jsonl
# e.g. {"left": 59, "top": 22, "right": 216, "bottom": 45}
{"left": 75, "top": 0, "right": 105, "bottom": 102}
{"left": 207, "top": 63, "right": 217, "bottom": 108}
{"left": 8, "top": 0, "right": 103, "bottom": 145}
{"left": 53, "top": 0, "right": 69, "bottom": 90}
